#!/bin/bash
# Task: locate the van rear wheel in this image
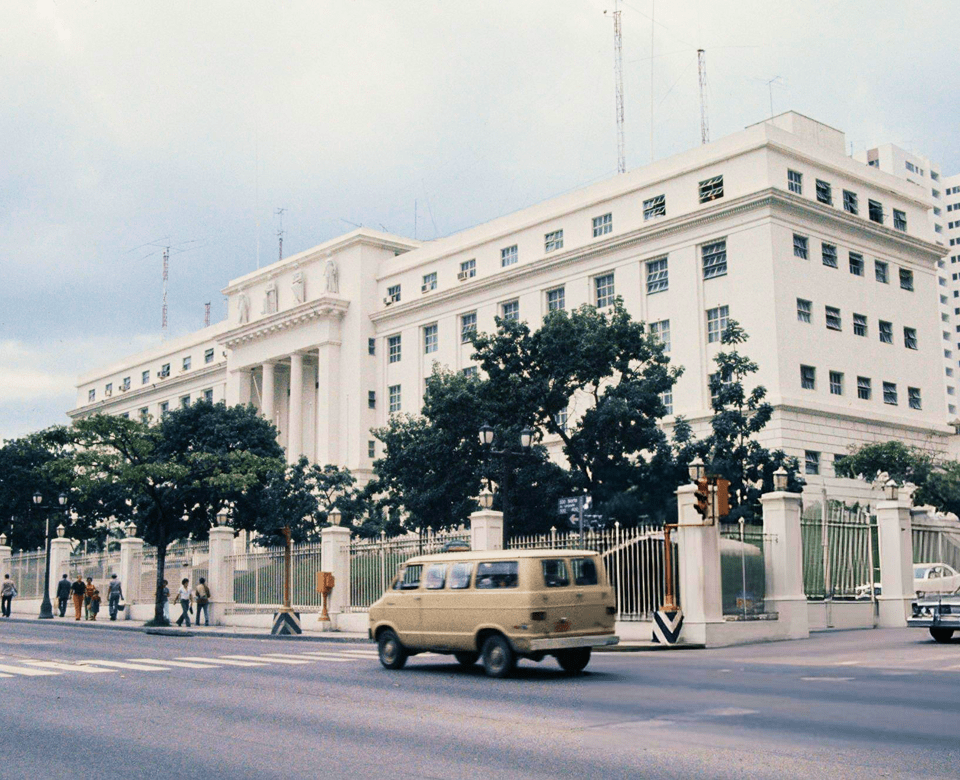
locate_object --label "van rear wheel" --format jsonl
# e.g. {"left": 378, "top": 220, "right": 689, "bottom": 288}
{"left": 453, "top": 652, "right": 479, "bottom": 667}
{"left": 378, "top": 629, "right": 408, "bottom": 670}
{"left": 930, "top": 627, "right": 955, "bottom": 643}
{"left": 556, "top": 647, "right": 591, "bottom": 673}
{"left": 481, "top": 634, "right": 516, "bottom": 678}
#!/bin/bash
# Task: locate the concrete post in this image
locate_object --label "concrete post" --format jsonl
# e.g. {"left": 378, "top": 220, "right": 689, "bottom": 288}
{"left": 759, "top": 491, "right": 809, "bottom": 639}
{"left": 117, "top": 535, "right": 144, "bottom": 620}
{"left": 675, "top": 483, "right": 723, "bottom": 645}
{"left": 876, "top": 496, "right": 914, "bottom": 628}
{"left": 470, "top": 509, "right": 504, "bottom": 552}
{"left": 262, "top": 361, "right": 276, "bottom": 424}
{"left": 49, "top": 537, "right": 73, "bottom": 603}
{"left": 207, "top": 525, "right": 236, "bottom": 626}
{"left": 321, "top": 524, "right": 351, "bottom": 629}
{"left": 0, "top": 543, "right": 10, "bottom": 581}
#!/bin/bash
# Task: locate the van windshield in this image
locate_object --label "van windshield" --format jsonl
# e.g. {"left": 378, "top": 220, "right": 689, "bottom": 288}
{"left": 393, "top": 564, "right": 423, "bottom": 590}
{"left": 476, "top": 561, "right": 519, "bottom": 589}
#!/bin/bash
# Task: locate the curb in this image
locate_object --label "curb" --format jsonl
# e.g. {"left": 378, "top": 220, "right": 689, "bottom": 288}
{"left": 595, "top": 642, "right": 705, "bottom": 652}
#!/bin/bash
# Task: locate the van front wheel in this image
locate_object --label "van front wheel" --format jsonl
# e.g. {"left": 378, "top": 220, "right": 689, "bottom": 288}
{"left": 556, "top": 647, "right": 591, "bottom": 673}
{"left": 481, "top": 634, "right": 516, "bottom": 678}
{"left": 378, "top": 629, "right": 408, "bottom": 670}
{"left": 454, "top": 652, "right": 479, "bottom": 667}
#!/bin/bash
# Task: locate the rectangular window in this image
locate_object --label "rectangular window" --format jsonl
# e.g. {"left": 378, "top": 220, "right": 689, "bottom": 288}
{"left": 160, "top": 363, "right": 170, "bottom": 378}
{"left": 899, "top": 268, "right": 914, "bottom": 291}
{"left": 475, "top": 561, "right": 519, "bottom": 589}
{"left": 571, "top": 557, "right": 599, "bottom": 586}
{"left": 698, "top": 175, "right": 724, "bottom": 203}
{"left": 875, "top": 260, "right": 888, "bottom": 283}
{"left": 787, "top": 169, "right": 802, "bottom": 194}
{"left": 793, "top": 234, "right": 809, "bottom": 259}
{"left": 368, "top": 338, "right": 376, "bottom": 356}
{"left": 159, "top": 401, "right": 169, "bottom": 417}
{"left": 645, "top": 257, "right": 669, "bottom": 293}
{"left": 843, "top": 190, "right": 859, "bottom": 214}
{"left": 139, "top": 407, "right": 149, "bottom": 423}
{"left": 461, "top": 366, "right": 478, "bottom": 379}
{"left": 893, "top": 209, "right": 907, "bottom": 231}
{"left": 883, "top": 381, "right": 898, "bottom": 405}
{"left": 388, "top": 385, "right": 401, "bottom": 414}
{"left": 461, "top": 312, "right": 477, "bottom": 343}
{"left": 386, "top": 284, "right": 401, "bottom": 303}
{"left": 182, "top": 356, "right": 191, "bottom": 371}
{"left": 368, "top": 391, "right": 376, "bottom": 409}
{"left": 180, "top": 395, "right": 190, "bottom": 409}
{"left": 448, "top": 562, "right": 473, "bottom": 590}
{"left": 706, "top": 306, "right": 729, "bottom": 343}
{"left": 879, "top": 321, "right": 893, "bottom": 344}
{"left": 368, "top": 440, "right": 376, "bottom": 459}
{"left": 544, "top": 230, "right": 564, "bottom": 253}
{"left": 88, "top": 389, "right": 96, "bottom": 402}
{"left": 908, "top": 387, "right": 922, "bottom": 410}
{"left": 849, "top": 252, "right": 864, "bottom": 276}
{"left": 394, "top": 564, "right": 422, "bottom": 590}
{"left": 827, "top": 308, "right": 843, "bottom": 335}
{"left": 853, "top": 313, "right": 867, "bottom": 337}
{"left": 816, "top": 179, "right": 832, "bottom": 205}
{"left": 829, "top": 371, "right": 843, "bottom": 395}
{"left": 204, "top": 348, "right": 215, "bottom": 364}
{"left": 701, "top": 239, "right": 727, "bottom": 279}
{"left": 592, "top": 213, "right": 613, "bottom": 237}
{"left": 643, "top": 194, "right": 666, "bottom": 220}
{"left": 105, "top": 382, "right": 113, "bottom": 396}
{"left": 800, "top": 365, "right": 816, "bottom": 390}
{"left": 553, "top": 408, "right": 568, "bottom": 431}
{"left": 121, "top": 377, "right": 130, "bottom": 391}
{"left": 459, "top": 258, "right": 476, "bottom": 280}
{"left": 142, "top": 370, "right": 150, "bottom": 385}
{"left": 797, "top": 298, "right": 812, "bottom": 323}
{"left": 805, "top": 450, "right": 821, "bottom": 476}
{"left": 500, "top": 245, "right": 518, "bottom": 267}
{"left": 594, "top": 273, "right": 615, "bottom": 307}
{"left": 650, "top": 319, "right": 670, "bottom": 352}
{"left": 660, "top": 389, "right": 673, "bottom": 415}
{"left": 202, "top": 389, "right": 213, "bottom": 403}
{"left": 424, "top": 324, "right": 438, "bottom": 354}
{"left": 821, "top": 243, "right": 838, "bottom": 268}
{"left": 119, "top": 413, "right": 129, "bottom": 420}
{"left": 422, "top": 272, "right": 437, "bottom": 293}
{"left": 546, "top": 287, "right": 565, "bottom": 312}
{"left": 857, "top": 376, "right": 871, "bottom": 400}
{"left": 388, "top": 334, "right": 402, "bottom": 363}
{"left": 903, "top": 327, "right": 917, "bottom": 350}
{"left": 868, "top": 199, "right": 884, "bottom": 224}
{"left": 501, "top": 300, "right": 520, "bottom": 322}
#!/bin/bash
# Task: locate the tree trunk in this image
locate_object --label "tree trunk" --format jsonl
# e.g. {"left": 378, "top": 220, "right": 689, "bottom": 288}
{"left": 154, "top": 532, "right": 168, "bottom": 626}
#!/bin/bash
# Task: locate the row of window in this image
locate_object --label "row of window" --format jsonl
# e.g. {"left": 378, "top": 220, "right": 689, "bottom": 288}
{"left": 799, "top": 365, "right": 921, "bottom": 409}
{"left": 87, "top": 349, "right": 218, "bottom": 403}
{"left": 792, "top": 233, "right": 914, "bottom": 289}
{"left": 796, "top": 299, "right": 918, "bottom": 347}
{"left": 787, "top": 169, "right": 908, "bottom": 231}
{"left": 120, "top": 389, "right": 217, "bottom": 421}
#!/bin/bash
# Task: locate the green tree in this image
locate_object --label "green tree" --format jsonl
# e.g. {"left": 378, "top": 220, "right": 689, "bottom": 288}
{"left": 699, "top": 322, "right": 803, "bottom": 521}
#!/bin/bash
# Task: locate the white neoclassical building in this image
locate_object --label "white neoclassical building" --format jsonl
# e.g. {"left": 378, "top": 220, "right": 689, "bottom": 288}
{"left": 70, "top": 112, "right": 954, "bottom": 503}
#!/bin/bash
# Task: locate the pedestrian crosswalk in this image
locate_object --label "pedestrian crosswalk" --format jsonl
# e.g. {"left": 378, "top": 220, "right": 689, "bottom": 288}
{"left": 0, "top": 647, "right": 381, "bottom": 682}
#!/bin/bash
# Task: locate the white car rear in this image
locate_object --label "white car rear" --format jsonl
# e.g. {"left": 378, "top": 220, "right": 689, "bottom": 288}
{"left": 913, "top": 563, "right": 960, "bottom": 596}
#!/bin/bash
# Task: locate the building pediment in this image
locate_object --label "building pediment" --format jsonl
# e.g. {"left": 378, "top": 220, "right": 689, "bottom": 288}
{"left": 218, "top": 295, "right": 349, "bottom": 349}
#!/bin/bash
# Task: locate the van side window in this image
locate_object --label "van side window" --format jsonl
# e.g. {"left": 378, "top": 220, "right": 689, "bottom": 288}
{"left": 571, "top": 557, "right": 598, "bottom": 586}
{"left": 541, "top": 559, "right": 570, "bottom": 587}
{"left": 424, "top": 563, "right": 447, "bottom": 590}
{"left": 475, "top": 561, "right": 519, "bottom": 589}
{"left": 393, "top": 564, "right": 423, "bottom": 590}
{"left": 448, "top": 562, "right": 473, "bottom": 589}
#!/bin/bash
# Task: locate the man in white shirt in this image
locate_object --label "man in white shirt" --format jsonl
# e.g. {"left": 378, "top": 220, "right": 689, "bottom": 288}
{"left": 175, "top": 578, "right": 192, "bottom": 627}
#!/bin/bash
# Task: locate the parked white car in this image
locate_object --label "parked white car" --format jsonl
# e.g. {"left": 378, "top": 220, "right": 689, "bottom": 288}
{"left": 914, "top": 563, "right": 960, "bottom": 596}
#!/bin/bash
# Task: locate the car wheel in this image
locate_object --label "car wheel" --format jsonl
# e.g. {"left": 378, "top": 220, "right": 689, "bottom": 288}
{"left": 453, "top": 651, "right": 479, "bottom": 667}
{"left": 378, "top": 629, "right": 409, "bottom": 669}
{"left": 481, "top": 634, "right": 516, "bottom": 678}
{"left": 556, "top": 647, "right": 591, "bottom": 673}
{"left": 930, "top": 627, "right": 955, "bottom": 644}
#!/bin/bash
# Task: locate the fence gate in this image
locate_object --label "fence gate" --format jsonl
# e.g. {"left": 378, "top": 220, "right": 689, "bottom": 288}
{"left": 801, "top": 502, "right": 877, "bottom": 600}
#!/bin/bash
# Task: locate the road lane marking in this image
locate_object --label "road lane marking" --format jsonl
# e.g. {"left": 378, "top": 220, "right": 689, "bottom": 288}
{"left": 24, "top": 661, "right": 115, "bottom": 674}
{"left": 262, "top": 653, "right": 341, "bottom": 663}
{"left": 291, "top": 653, "right": 355, "bottom": 663}
{"left": 222, "top": 654, "right": 311, "bottom": 665}
{"left": 181, "top": 657, "right": 268, "bottom": 667}
{"left": 800, "top": 676, "right": 853, "bottom": 682}
{"left": 0, "top": 673, "right": 12, "bottom": 678}
{"left": 901, "top": 653, "right": 960, "bottom": 665}
{"left": 79, "top": 660, "right": 171, "bottom": 672}
{"left": 0, "top": 663, "right": 60, "bottom": 677}
{"left": 835, "top": 660, "right": 861, "bottom": 666}
{"left": 132, "top": 659, "right": 220, "bottom": 669}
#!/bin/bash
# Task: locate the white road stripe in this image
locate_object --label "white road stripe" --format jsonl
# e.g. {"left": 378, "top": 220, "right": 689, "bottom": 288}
{"left": 835, "top": 660, "right": 861, "bottom": 666}
{"left": 25, "top": 661, "right": 115, "bottom": 674}
{"left": 0, "top": 663, "right": 59, "bottom": 677}
{"left": 132, "top": 658, "right": 220, "bottom": 669}
{"left": 181, "top": 657, "right": 268, "bottom": 667}
{"left": 800, "top": 676, "right": 854, "bottom": 682}
{"left": 79, "top": 660, "right": 171, "bottom": 672}
{"left": 222, "top": 654, "right": 311, "bottom": 665}
{"left": 337, "top": 650, "right": 379, "bottom": 657}
{"left": 290, "top": 653, "right": 355, "bottom": 663}
{"left": 0, "top": 673, "right": 12, "bottom": 678}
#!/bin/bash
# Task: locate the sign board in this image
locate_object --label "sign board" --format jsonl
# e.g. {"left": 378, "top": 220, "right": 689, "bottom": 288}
{"left": 557, "top": 495, "right": 592, "bottom": 515}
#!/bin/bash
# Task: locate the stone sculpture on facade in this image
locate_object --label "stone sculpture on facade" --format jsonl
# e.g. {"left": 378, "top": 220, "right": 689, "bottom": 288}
{"left": 238, "top": 292, "right": 251, "bottom": 324}
{"left": 292, "top": 271, "right": 305, "bottom": 304}
{"left": 324, "top": 256, "right": 339, "bottom": 294}
{"left": 263, "top": 282, "right": 278, "bottom": 315}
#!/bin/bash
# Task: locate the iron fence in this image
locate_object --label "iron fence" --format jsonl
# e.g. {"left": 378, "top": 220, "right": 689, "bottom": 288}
{"left": 912, "top": 520, "right": 960, "bottom": 572}
{"left": 801, "top": 502, "right": 876, "bottom": 600}
{"left": 7, "top": 550, "right": 46, "bottom": 599}
{"left": 228, "top": 542, "right": 324, "bottom": 612}
{"left": 720, "top": 524, "right": 775, "bottom": 618}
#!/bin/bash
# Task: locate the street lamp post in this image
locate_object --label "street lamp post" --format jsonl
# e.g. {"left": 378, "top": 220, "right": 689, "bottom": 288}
{"left": 33, "top": 491, "right": 67, "bottom": 620}
{"left": 478, "top": 424, "right": 535, "bottom": 544}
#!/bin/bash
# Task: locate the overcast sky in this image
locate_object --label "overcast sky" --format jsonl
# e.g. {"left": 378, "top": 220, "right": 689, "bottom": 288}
{"left": 2, "top": 0, "right": 958, "bottom": 441}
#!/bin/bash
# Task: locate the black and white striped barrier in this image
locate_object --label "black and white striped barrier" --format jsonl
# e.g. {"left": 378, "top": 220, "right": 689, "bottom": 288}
{"left": 271, "top": 610, "right": 302, "bottom": 636}
{"left": 652, "top": 609, "right": 683, "bottom": 644}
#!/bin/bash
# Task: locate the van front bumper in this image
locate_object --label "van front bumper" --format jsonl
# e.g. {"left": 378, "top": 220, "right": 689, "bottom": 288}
{"left": 523, "top": 634, "right": 620, "bottom": 652}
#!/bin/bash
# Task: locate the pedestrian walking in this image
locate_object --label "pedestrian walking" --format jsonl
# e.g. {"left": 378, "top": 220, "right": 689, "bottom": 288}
{"left": 194, "top": 577, "right": 211, "bottom": 627}
{"left": 56, "top": 574, "right": 71, "bottom": 617}
{"left": 70, "top": 575, "right": 85, "bottom": 620}
{"left": 1, "top": 574, "right": 17, "bottom": 618}
{"left": 89, "top": 587, "right": 101, "bottom": 620}
{"left": 107, "top": 574, "right": 123, "bottom": 621}
{"left": 175, "top": 578, "right": 192, "bottom": 627}
{"left": 84, "top": 577, "right": 95, "bottom": 620}
{"left": 162, "top": 579, "right": 170, "bottom": 622}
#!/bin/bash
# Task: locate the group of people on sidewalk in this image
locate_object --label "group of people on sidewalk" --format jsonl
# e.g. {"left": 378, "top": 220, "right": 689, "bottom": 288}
{"left": 1, "top": 572, "right": 212, "bottom": 627}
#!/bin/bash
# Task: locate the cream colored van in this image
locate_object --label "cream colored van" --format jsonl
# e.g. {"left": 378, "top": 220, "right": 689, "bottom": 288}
{"left": 368, "top": 549, "right": 619, "bottom": 677}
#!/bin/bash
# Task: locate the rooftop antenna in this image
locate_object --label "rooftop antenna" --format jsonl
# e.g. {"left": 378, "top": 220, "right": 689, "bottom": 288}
{"left": 161, "top": 247, "right": 169, "bottom": 339}
{"left": 276, "top": 207, "right": 287, "bottom": 262}
{"left": 204, "top": 302, "right": 211, "bottom": 328}
{"left": 697, "top": 48, "right": 709, "bottom": 145}
{"left": 766, "top": 76, "right": 782, "bottom": 118}
{"left": 649, "top": 0, "right": 655, "bottom": 162}
{"left": 605, "top": 2, "right": 626, "bottom": 173}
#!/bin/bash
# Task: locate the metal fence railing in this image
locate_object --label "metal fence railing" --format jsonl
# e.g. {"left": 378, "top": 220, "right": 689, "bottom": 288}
{"left": 8, "top": 550, "right": 46, "bottom": 599}
{"left": 720, "top": 524, "right": 775, "bottom": 618}
{"left": 801, "top": 502, "right": 876, "bottom": 600}
{"left": 227, "top": 543, "right": 323, "bottom": 612}
{"left": 133, "top": 541, "right": 209, "bottom": 604}
{"left": 70, "top": 551, "right": 122, "bottom": 593}
{"left": 913, "top": 521, "right": 960, "bottom": 572}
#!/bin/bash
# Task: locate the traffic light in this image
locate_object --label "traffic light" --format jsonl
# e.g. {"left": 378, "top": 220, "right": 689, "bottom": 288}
{"left": 715, "top": 478, "right": 731, "bottom": 522}
{"left": 694, "top": 478, "right": 710, "bottom": 519}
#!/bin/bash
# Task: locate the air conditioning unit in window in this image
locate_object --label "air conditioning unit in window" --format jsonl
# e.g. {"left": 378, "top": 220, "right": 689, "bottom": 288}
{"left": 119, "top": 386, "right": 127, "bottom": 393}
{"left": 104, "top": 390, "right": 112, "bottom": 398}
{"left": 421, "top": 284, "right": 432, "bottom": 294}
{"left": 457, "top": 271, "right": 469, "bottom": 282}
{"left": 382, "top": 297, "right": 393, "bottom": 306}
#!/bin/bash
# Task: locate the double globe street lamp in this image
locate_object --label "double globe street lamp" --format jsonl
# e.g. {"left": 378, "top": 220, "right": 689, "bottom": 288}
{"left": 33, "top": 492, "right": 67, "bottom": 620}
{"left": 478, "top": 424, "right": 535, "bottom": 542}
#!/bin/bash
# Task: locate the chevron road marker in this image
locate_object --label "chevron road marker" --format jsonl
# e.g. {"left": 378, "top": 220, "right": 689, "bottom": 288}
{"left": 652, "top": 609, "right": 683, "bottom": 645}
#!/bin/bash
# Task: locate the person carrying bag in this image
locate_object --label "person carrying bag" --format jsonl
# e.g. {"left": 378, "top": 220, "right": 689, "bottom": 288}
{"left": 194, "top": 577, "right": 211, "bottom": 627}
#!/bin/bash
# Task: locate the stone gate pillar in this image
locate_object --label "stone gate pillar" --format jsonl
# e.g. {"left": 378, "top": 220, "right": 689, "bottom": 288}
{"left": 675, "top": 483, "right": 723, "bottom": 645}
{"left": 207, "top": 523, "right": 236, "bottom": 627}
{"left": 321, "top": 522, "right": 351, "bottom": 629}
{"left": 759, "top": 489, "right": 809, "bottom": 639}
{"left": 470, "top": 509, "right": 504, "bottom": 552}
{"left": 876, "top": 486, "right": 914, "bottom": 628}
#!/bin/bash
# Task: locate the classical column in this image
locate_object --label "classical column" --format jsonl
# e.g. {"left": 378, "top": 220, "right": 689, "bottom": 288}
{"left": 759, "top": 490, "right": 809, "bottom": 639}
{"left": 876, "top": 493, "right": 914, "bottom": 628}
{"left": 225, "top": 368, "right": 253, "bottom": 407}
{"left": 315, "top": 343, "right": 341, "bottom": 466}
{"left": 287, "top": 353, "right": 304, "bottom": 463}
{"left": 262, "top": 361, "right": 276, "bottom": 425}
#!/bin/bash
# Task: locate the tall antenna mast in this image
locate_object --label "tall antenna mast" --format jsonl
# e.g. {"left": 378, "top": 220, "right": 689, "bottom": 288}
{"left": 204, "top": 302, "right": 211, "bottom": 328}
{"left": 613, "top": 0, "right": 625, "bottom": 173}
{"left": 161, "top": 247, "right": 169, "bottom": 339}
{"left": 276, "top": 207, "right": 287, "bottom": 262}
{"left": 697, "top": 48, "right": 709, "bottom": 145}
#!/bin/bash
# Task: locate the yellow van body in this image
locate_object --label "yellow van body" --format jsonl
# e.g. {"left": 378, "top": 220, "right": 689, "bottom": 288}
{"left": 369, "top": 549, "right": 619, "bottom": 676}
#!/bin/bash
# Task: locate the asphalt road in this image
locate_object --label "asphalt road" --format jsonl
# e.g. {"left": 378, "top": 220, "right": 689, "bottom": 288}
{"left": 0, "top": 621, "right": 957, "bottom": 779}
